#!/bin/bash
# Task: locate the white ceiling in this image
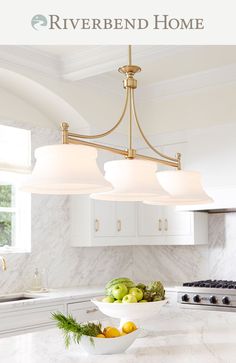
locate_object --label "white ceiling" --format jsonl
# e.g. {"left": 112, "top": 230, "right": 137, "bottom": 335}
{"left": 31, "top": 45, "right": 89, "bottom": 57}
{"left": 1, "top": 45, "right": 236, "bottom": 93}
{"left": 11, "top": 45, "right": 236, "bottom": 103}
{"left": 1, "top": 45, "right": 236, "bottom": 134}
{"left": 29, "top": 45, "right": 236, "bottom": 84}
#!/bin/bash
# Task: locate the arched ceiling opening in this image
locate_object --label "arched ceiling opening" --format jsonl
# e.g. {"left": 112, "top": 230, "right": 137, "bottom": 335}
{"left": 0, "top": 67, "right": 89, "bottom": 132}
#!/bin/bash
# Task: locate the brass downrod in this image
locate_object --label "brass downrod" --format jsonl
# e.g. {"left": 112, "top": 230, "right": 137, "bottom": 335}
{"left": 128, "top": 45, "right": 132, "bottom": 65}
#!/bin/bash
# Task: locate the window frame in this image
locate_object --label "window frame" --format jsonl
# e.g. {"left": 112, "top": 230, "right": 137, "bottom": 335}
{"left": 0, "top": 177, "right": 31, "bottom": 254}
{"left": 0, "top": 124, "right": 31, "bottom": 253}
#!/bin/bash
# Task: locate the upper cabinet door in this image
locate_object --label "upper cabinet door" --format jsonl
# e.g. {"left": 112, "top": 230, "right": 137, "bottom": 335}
{"left": 115, "top": 202, "right": 136, "bottom": 237}
{"left": 163, "top": 207, "right": 192, "bottom": 236}
{"left": 137, "top": 203, "right": 163, "bottom": 236}
{"left": 93, "top": 200, "right": 116, "bottom": 237}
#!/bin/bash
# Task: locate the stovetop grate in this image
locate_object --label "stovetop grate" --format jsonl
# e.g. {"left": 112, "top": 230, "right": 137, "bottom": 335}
{"left": 183, "top": 280, "right": 236, "bottom": 289}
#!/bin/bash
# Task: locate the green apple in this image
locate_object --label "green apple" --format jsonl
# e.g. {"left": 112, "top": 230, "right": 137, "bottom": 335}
{"left": 112, "top": 283, "right": 128, "bottom": 300}
{"left": 139, "top": 299, "right": 148, "bottom": 303}
{"left": 129, "top": 287, "right": 143, "bottom": 301}
{"left": 102, "top": 296, "right": 114, "bottom": 303}
{"left": 122, "top": 294, "right": 137, "bottom": 303}
{"left": 114, "top": 299, "right": 122, "bottom": 303}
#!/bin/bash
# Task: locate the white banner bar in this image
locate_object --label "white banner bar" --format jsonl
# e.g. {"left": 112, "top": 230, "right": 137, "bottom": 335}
{"left": 0, "top": 0, "right": 235, "bottom": 44}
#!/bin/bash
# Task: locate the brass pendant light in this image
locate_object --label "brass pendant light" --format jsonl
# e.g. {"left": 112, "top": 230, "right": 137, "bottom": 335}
{"left": 22, "top": 45, "right": 213, "bottom": 205}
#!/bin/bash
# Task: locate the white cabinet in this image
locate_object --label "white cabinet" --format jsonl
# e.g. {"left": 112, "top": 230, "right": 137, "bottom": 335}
{"left": 93, "top": 201, "right": 136, "bottom": 238}
{"left": 138, "top": 205, "right": 192, "bottom": 237}
{"left": 94, "top": 201, "right": 116, "bottom": 237}
{"left": 164, "top": 207, "right": 192, "bottom": 236}
{"left": 70, "top": 196, "right": 137, "bottom": 247}
{"left": 67, "top": 301, "right": 105, "bottom": 322}
{"left": 138, "top": 204, "right": 163, "bottom": 236}
{"left": 0, "top": 303, "right": 65, "bottom": 337}
{"left": 137, "top": 203, "right": 208, "bottom": 245}
{"left": 116, "top": 202, "right": 136, "bottom": 237}
{"left": 0, "top": 298, "right": 106, "bottom": 338}
{"left": 71, "top": 195, "right": 208, "bottom": 246}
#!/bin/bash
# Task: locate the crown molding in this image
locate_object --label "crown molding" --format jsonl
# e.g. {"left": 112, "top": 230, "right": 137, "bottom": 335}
{"left": 1, "top": 45, "right": 236, "bottom": 104}
{"left": 61, "top": 45, "right": 183, "bottom": 81}
{"left": 0, "top": 44, "right": 183, "bottom": 81}
{"left": 0, "top": 46, "right": 60, "bottom": 77}
{"left": 136, "top": 63, "right": 236, "bottom": 102}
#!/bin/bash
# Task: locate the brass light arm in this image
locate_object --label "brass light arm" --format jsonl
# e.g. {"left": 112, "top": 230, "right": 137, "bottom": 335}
{"left": 135, "top": 153, "right": 178, "bottom": 168}
{"left": 131, "top": 88, "right": 179, "bottom": 164}
{"left": 65, "top": 88, "right": 129, "bottom": 141}
{"left": 67, "top": 137, "right": 128, "bottom": 157}
{"left": 67, "top": 134, "right": 179, "bottom": 168}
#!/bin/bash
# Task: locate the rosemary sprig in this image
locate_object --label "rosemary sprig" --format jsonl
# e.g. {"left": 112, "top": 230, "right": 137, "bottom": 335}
{"left": 52, "top": 312, "right": 102, "bottom": 348}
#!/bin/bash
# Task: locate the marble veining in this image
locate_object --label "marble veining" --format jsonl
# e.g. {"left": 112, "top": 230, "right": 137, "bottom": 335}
{"left": 208, "top": 213, "right": 236, "bottom": 280}
{"left": 1, "top": 308, "right": 236, "bottom": 362}
{"left": 132, "top": 245, "right": 208, "bottom": 283}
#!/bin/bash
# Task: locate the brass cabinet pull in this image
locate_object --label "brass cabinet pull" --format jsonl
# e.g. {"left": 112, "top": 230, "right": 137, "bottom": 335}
{"left": 86, "top": 308, "right": 98, "bottom": 314}
{"left": 95, "top": 219, "right": 100, "bottom": 232}
{"left": 117, "top": 219, "right": 122, "bottom": 232}
{"left": 164, "top": 218, "right": 168, "bottom": 231}
{"left": 158, "top": 219, "right": 162, "bottom": 231}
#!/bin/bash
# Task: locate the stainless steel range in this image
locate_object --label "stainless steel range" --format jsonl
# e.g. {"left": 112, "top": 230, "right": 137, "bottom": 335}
{"left": 177, "top": 280, "right": 236, "bottom": 311}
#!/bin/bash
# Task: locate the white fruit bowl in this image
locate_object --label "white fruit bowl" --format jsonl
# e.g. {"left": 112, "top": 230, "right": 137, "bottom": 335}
{"left": 80, "top": 329, "right": 140, "bottom": 355}
{"left": 91, "top": 297, "right": 167, "bottom": 327}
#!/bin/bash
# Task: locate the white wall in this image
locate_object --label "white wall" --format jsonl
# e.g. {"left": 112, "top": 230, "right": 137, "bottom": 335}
{"left": 0, "top": 87, "right": 51, "bottom": 127}
{"left": 0, "top": 63, "right": 124, "bottom": 133}
{"left": 137, "top": 83, "right": 236, "bottom": 134}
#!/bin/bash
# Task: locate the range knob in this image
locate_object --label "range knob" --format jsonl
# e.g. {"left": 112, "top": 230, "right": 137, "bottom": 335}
{"left": 209, "top": 296, "right": 217, "bottom": 304}
{"left": 222, "top": 296, "right": 230, "bottom": 305}
{"left": 193, "top": 294, "right": 201, "bottom": 303}
{"left": 181, "top": 294, "right": 189, "bottom": 302}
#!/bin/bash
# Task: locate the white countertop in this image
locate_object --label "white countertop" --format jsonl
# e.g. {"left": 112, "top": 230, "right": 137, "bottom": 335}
{"left": 0, "top": 283, "right": 177, "bottom": 311}
{"left": 0, "top": 286, "right": 104, "bottom": 311}
{"left": 1, "top": 306, "right": 236, "bottom": 362}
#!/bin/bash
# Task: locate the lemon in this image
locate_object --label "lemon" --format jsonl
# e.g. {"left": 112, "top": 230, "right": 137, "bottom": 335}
{"left": 96, "top": 334, "right": 106, "bottom": 338}
{"left": 122, "top": 321, "right": 137, "bottom": 334}
{"left": 104, "top": 327, "right": 121, "bottom": 338}
{"left": 120, "top": 331, "right": 127, "bottom": 336}
{"left": 103, "top": 326, "right": 112, "bottom": 335}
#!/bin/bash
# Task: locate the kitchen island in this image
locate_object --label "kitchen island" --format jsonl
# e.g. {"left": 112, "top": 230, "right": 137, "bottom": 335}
{"left": 1, "top": 306, "right": 236, "bottom": 362}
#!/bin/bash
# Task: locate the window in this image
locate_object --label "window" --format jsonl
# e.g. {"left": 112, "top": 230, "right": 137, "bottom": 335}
{"left": 0, "top": 184, "right": 16, "bottom": 247}
{"left": 0, "top": 125, "right": 31, "bottom": 253}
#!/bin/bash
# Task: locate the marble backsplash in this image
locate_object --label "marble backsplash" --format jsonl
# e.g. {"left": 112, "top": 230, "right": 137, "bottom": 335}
{"left": 208, "top": 212, "right": 236, "bottom": 280}
{"left": 0, "top": 188, "right": 233, "bottom": 293}
{"left": 0, "top": 122, "right": 234, "bottom": 293}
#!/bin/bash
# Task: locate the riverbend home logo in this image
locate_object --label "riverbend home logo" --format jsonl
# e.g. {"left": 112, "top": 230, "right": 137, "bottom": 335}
{"left": 31, "top": 14, "right": 48, "bottom": 30}
{"left": 31, "top": 14, "right": 204, "bottom": 31}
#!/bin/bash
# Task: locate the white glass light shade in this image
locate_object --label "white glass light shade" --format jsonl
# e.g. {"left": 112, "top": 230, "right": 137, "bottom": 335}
{"left": 144, "top": 170, "right": 213, "bottom": 205}
{"left": 91, "top": 159, "right": 168, "bottom": 201}
{"left": 21, "top": 144, "right": 112, "bottom": 194}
